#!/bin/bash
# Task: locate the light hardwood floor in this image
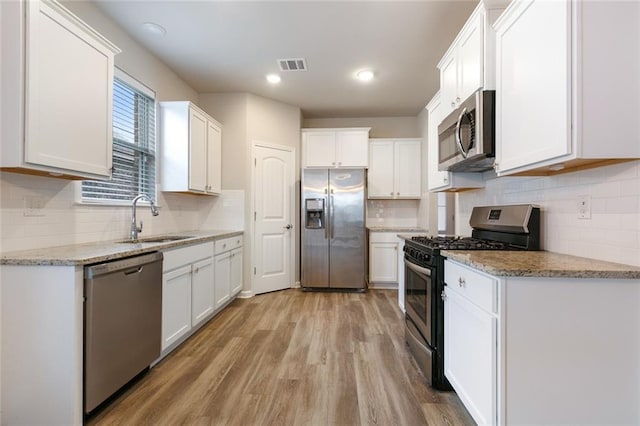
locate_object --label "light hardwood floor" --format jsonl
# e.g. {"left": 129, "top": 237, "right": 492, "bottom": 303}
{"left": 88, "top": 289, "right": 474, "bottom": 426}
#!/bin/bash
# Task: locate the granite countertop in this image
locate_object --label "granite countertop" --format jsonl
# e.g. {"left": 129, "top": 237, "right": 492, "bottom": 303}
{"left": 0, "top": 229, "right": 243, "bottom": 267}
{"left": 442, "top": 250, "right": 640, "bottom": 279}
{"left": 367, "top": 226, "right": 427, "bottom": 233}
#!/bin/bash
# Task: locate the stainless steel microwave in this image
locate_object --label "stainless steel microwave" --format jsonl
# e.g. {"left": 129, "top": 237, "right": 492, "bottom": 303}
{"left": 438, "top": 89, "right": 495, "bottom": 172}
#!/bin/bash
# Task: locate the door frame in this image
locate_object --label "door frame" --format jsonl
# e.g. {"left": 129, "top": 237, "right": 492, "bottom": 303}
{"left": 250, "top": 141, "right": 296, "bottom": 295}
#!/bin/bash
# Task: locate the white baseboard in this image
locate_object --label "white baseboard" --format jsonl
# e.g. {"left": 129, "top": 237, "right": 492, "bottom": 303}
{"left": 238, "top": 290, "right": 254, "bottom": 299}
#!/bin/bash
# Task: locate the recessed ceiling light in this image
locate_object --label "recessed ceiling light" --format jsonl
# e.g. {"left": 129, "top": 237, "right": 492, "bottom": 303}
{"left": 141, "top": 22, "right": 166, "bottom": 37}
{"left": 266, "top": 74, "right": 281, "bottom": 84}
{"left": 356, "top": 69, "right": 375, "bottom": 82}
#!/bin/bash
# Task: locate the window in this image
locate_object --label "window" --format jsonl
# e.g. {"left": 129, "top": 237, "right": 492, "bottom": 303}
{"left": 82, "top": 70, "right": 156, "bottom": 203}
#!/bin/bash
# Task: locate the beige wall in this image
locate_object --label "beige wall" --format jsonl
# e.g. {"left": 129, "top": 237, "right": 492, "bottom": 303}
{"left": 199, "top": 92, "right": 302, "bottom": 292}
{"left": 302, "top": 116, "right": 420, "bottom": 138}
{"left": 199, "top": 93, "right": 249, "bottom": 190}
{"left": 62, "top": 1, "right": 198, "bottom": 104}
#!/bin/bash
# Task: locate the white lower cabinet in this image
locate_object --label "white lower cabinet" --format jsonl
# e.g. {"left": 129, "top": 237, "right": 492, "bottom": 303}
{"left": 444, "top": 258, "right": 640, "bottom": 425}
{"left": 190, "top": 256, "right": 215, "bottom": 325}
{"left": 368, "top": 232, "right": 399, "bottom": 284}
{"left": 444, "top": 260, "right": 498, "bottom": 425}
{"left": 214, "top": 235, "right": 244, "bottom": 309}
{"left": 161, "top": 242, "right": 214, "bottom": 352}
{"left": 162, "top": 265, "right": 193, "bottom": 350}
{"left": 214, "top": 251, "right": 231, "bottom": 308}
{"left": 230, "top": 247, "right": 243, "bottom": 296}
{"left": 444, "top": 288, "right": 497, "bottom": 425}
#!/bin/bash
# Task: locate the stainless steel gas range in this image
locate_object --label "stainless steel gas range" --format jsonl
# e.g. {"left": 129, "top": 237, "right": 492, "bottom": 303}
{"left": 403, "top": 204, "right": 540, "bottom": 390}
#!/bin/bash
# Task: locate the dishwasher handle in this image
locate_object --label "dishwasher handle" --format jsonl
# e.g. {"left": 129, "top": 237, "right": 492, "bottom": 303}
{"left": 85, "top": 252, "right": 163, "bottom": 279}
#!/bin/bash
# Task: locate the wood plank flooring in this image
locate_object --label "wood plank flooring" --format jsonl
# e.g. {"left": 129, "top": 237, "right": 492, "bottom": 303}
{"left": 88, "top": 289, "right": 474, "bottom": 426}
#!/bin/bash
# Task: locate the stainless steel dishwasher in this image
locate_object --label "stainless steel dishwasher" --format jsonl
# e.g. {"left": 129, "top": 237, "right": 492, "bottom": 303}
{"left": 84, "top": 251, "right": 163, "bottom": 413}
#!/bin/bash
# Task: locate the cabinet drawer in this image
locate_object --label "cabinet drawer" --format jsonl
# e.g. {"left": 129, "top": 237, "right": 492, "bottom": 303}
{"left": 163, "top": 242, "right": 214, "bottom": 271}
{"left": 215, "top": 235, "right": 243, "bottom": 254}
{"left": 369, "top": 232, "right": 400, "bottom": 243}
{"left": 444, "top": 260, "right": 497, "bottom": 313}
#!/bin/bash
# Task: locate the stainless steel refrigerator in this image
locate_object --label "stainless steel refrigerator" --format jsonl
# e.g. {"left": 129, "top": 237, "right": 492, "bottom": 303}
{"left": 301, "top": 168, "right": 367, "bottom": 290}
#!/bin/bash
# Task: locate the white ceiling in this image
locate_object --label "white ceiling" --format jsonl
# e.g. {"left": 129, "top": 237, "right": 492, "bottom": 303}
{"left": 94, "top": 1, "right": 480, "bottom": 118}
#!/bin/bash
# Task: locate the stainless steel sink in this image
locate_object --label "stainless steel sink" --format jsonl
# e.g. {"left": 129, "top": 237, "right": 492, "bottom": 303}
{"left": 119, "top": 235, "right": 195, "bottom": 244}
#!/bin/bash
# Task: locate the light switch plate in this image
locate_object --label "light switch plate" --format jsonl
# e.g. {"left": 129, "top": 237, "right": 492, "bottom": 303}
{"left": 577, "top": 194, "right": 591, "bottom": 219}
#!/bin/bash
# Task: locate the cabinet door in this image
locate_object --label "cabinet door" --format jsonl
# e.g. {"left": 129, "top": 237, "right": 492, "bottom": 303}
{"left": 457, "top": 12, "right": 484, "bottom": 102}
{"left": 445, "top": 288, "right": 497, "bottom": 425}
{"left": 368, "top": 140, "right": 395, "bottom": 198}
{"left": 394, "top": 140, "right": 421, "bottom": 198}
{"left": 427, "top": 95, "right": 450, "bottom": 191}
{"left": 162, "top": 265, "right": 192, "bottom": 350}
{"left": 188, "top": 108, "right": 208, "bottom": 192}
{"left": 302, "top": 131, "right": 336, "bottom": 167}
{"left": 336, "top": 130, "right": 369, "bottom": 167}
{"left": 25, "top": 0, "right": 114, "bottom": 178}
{"left": 495, "top": 0, "right": 571, "bottom": 174}
{"left": 191, "top": 257, "right": 215, "bottom": 326}
{"left": 206, "top": 120, "right": 222, "bottom": 194}
{"left": 230, "top": 248, "right": 243, "bottom": 296}
{"left": 214, "top": 251, "right": 231, "bottom": 309}
{"left": 369, "top": 243, "right": 398, "bottom": 283}
{"left": 440, "top": 52, "right": 458, "bottom": 114}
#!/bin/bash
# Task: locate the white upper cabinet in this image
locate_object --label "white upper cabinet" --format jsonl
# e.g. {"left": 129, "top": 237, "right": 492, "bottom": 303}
{"left": 426, "top": 92, "right": 484, "bottom": 192}
{"left": 159, "top": 101, "right": 222, "bottom": 195}
{"left": 368, "top": 138, "right": 421, "bottom": 199}
{"left": 0, "top": 0, "right": 120, "bottom": 180}
{"left": 301, "top": 128, "right": 370, "bottom": 168}
{"left": 494, "top": 0, "right": 640, "bottom": 176}
{"left": 437, "top": 1, "right": 504, "bottom": 116}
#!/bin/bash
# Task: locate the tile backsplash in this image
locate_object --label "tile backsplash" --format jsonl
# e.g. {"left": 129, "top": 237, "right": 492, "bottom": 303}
{"left": 456, "top": 161, "right": 640, "bottom": 267}
{"left": 0, "top": 172, "right": 244, "bottom": 253}
{"left": 367, "top": 199, "right": 420, "bottom": 228}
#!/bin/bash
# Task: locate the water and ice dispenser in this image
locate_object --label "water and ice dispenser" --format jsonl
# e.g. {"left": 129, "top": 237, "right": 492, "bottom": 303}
{"left": 305, "top": 198, "right": 324, "bottom": 229}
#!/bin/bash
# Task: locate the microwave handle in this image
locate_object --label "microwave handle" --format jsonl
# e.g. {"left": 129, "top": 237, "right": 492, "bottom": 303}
{"left": 455, "top": 107, "right": 468, "bottom": 158}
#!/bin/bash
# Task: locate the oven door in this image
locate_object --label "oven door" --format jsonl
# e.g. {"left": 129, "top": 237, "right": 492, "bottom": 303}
{"left": 404, "top": 257, "right": 433, "bottom": 345}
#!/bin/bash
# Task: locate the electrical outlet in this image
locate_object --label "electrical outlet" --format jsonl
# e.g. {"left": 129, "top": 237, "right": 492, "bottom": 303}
{"left": 23, "top": 196, "right": 45, "bottom": 217}
{"left": 577, "top": 195, "right": 591, "bottom": 219}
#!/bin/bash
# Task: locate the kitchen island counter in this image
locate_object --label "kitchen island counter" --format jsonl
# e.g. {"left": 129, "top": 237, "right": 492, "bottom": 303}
{"left": 0, "top": 229, "right": 242, "bottom": 266}
{"left": 442, "top": 250, "right": 640, "bottom": 279}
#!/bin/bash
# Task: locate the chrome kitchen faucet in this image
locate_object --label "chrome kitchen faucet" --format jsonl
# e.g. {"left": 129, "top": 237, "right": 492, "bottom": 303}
{"left": 130, "top": 194, "right": 159, "bottom": 241}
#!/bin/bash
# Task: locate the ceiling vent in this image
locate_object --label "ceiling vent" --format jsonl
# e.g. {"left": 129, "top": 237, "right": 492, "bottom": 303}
{"left": 278, "top": 58, "right": 307, "bottom": 72}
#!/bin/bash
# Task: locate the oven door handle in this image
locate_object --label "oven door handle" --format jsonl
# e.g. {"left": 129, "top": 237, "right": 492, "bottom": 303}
{"left": 404, "top": 258, "right": 432, "bottom": 277}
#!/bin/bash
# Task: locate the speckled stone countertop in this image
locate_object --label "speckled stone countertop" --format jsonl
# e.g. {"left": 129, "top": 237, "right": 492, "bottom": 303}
{"left": 0, "top": 229, "right": 243, "bottom": 267}
{"left": 367, "top": 226, "right": 427, "bottom": 233}
{"left": 442, "top": 250, "right": 640, "bottom": 279}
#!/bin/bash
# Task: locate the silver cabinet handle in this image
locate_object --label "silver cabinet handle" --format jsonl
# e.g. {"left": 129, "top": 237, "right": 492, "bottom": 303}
{"left": 458, "top": 277, "right": 466, "bottom": 287}
{"left": 451, "top": 101, "right": 456, "bottom": 108}
{"left": 456, "top": 96, "right": 461, "bottom": 103}
{"left": 284, "top": 224, "right": 292, "bottom": 230}
{"left": 441, "top": 290, "right": 447, "bottom": 301}
{"left": 396, "top": 192, "right": 400, "bottom": 196}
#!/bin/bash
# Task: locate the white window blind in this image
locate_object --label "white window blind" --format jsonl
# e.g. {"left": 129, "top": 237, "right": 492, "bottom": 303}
{"left": 82, "top": 74, "right": 156, "bottom": 203}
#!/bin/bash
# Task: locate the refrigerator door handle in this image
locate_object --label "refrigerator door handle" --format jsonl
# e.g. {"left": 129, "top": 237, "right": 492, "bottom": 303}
{"left": 324, "top": 188, "right": 329, "bottom": 239}
{"left": 330, "top": 189, "right": 335, "bottom": 239}
{"left": 324, "top": 196, "right": 329, "bottom": 239}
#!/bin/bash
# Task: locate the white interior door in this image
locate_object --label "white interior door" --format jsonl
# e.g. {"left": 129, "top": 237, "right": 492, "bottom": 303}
{"left": 253, "top": 143, "right": 295, "bottom": 295}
